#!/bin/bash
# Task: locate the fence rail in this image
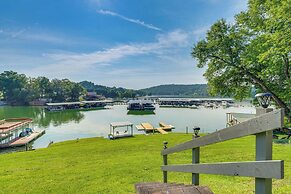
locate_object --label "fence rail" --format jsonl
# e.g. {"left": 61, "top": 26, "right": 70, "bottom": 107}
{"left": 161, "top": 109, "right": 283, "bottom": 156}
{"left": 161, "top": 160, "right": 284, "bottom": 179}
{"left": 161, "top": 108, "right": 284, "bottom": 194}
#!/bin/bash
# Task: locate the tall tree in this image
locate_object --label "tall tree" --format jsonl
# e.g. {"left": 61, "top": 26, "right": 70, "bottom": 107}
{"left": 35, "top": 77, "right": 52, "bottom": 98}
{"left": 192, "top": 0, "right": 290, "bottom": 120}
{"left": 0, "top": 71, "right": 29, "bottom": 104}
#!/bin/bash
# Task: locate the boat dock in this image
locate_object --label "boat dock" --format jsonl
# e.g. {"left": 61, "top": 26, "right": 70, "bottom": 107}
{"left": 158, "top": 98, "right": 234, "bottom": 108}
{"left": 0, "top": 118, "right": 45, "bottom": 150}
{"left": 136, "top": 122, "right": 174, "bottom": 134}
{"left": 155, "top": 127, "right": 168, "bottom": 134}
{"left": 46, "top": 100, "right": 113, "bottom": 112}
{"left": 0, "top": 130, "right": 45, "bottom": 148}
{"left": 141, "top": 123, "right": 155, "bottom": 133}
{"left": 159, "top": 122, "right": 175, "bottom": 131}
{"left": 0, "top": 118, "right": 32, "bottom": 134}
{"left": 127, "top": 100, "right": 155, "bottom": 111}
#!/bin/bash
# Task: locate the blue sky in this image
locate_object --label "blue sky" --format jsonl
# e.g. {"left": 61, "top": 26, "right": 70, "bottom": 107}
{"left": 0, "top": 0, "right": 247, "bottom": 89}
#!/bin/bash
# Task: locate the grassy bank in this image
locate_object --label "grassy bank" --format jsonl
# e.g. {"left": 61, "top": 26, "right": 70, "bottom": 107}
{"left": 0, "top": 133, "right": 290, "bottom": 193}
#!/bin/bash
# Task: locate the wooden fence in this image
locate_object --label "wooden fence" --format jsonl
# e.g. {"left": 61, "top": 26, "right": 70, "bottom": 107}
{"left": 161, "top": 108, "right": 284, "bottom": 194}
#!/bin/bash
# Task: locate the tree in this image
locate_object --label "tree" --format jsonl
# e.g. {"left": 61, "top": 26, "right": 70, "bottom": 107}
{"left": 34, "top": 77, "right": 52, "bottom": 98}
{"left": 0, "top": 71, "right": 29, "bottom": 104}
{"left": 70, "top": 83, "right": 86, "bottom": 101}
{"left": 191, "top": 0, "right": 290, "bottom": 120}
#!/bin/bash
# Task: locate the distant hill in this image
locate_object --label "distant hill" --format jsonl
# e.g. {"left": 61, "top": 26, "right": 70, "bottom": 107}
{"left": 80, "top": 81, "right": 209, "bottom": 98}
{"left": 138, "top": 84, "right": 209, "bottom": 97}
{"left": 79, "top": 81, "right": 138, "bottom": 98}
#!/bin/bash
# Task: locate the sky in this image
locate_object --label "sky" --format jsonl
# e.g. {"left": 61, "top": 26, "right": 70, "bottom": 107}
{"left": 0, "top": 0, "right": 247, "bottom": 89}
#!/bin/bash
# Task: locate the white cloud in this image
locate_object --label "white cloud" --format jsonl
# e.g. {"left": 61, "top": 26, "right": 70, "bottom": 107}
{"left": 97, "top": 9, "right": 162, "bottom": 31}
{"left": 0, "top": 28, "right": 79, "bottom": 45}
{"left": 39, "top": 29, "right": 189, "bottom": 74}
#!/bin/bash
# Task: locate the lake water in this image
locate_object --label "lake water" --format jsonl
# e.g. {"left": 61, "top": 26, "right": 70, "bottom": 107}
{"left": 0, "top": 104, "right": 255, "bottom": 149}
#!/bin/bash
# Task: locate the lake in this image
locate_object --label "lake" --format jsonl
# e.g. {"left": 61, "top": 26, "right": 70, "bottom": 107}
{"left": 0, "top": 104, "right": 255, "bottom": 149}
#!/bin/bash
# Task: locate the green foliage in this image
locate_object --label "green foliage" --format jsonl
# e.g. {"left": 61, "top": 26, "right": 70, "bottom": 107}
{"left": 192, "top": 0, "right": 290, "bottom": 118}
{"left": 0, "top": 134, "right": 290, "bottom": 193}
{"left": 273, "top": 139, "right": 290, "bottom": 144}
{"left": 139, "top": 84, "right": 209, "bottom": 97}
{"left": 80, "top": 81, "right": 140, "bottom": 98}
{"left": 0, "top": 71, "right": 86, "bottom": 105}
{"left": 0, "top": 71, "right": 29, "bottom": 105}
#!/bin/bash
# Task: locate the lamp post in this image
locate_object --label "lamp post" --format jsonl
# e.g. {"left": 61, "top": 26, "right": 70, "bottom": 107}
{"left": 193, "top": 126, "right": 200, "bottom": 138}
{"left": 255, "top": 93, "right": 272, "bottom": 108}
{"left": 254, "top": 92, "right": 273, "bottom": 194}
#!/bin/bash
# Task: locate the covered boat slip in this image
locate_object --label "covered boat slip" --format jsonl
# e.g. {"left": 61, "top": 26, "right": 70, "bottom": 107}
{"left": 0, "top": 118, "right": 32, "bottom": 134}
{"left": 127, "top": 100, "right": 155, "bottom": 111}
{"left": 0, "top": 118, "right": 45, "bottom": 149}
{"left": 0, "top": 130, "right": 45, "bottom": 148}
{"left": 109, "top": 121, "right": 134, "bottom": 139}
{"left": 46, "top": 100, "right": 112, "bottom": 111}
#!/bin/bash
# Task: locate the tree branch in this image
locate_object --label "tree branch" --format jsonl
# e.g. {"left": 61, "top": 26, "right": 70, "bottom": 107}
{"left": 282, "top": 54, "right": 290, "bottom": 79}
{"left": 207, "top": 54, "right": 290, "bottom": 120}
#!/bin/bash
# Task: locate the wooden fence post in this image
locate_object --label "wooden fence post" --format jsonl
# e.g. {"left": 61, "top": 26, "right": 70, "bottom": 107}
{"left": 255, "top": 108, "right": 273, "bottom": 194}
{"left": 192, "top": 135, "right": 200, "bottom": 185}
{"left": 163, "top": 141, "right": 168, "bottom": 183}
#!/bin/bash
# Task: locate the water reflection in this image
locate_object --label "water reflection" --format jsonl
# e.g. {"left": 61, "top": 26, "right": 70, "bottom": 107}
{"left": 0, "top": 106, "right": 85, "bottom": 128}
{"left": 39, "top": 110, "right": 84, "bottom": 127}
{"left": 0, "top": 104, "right": 256, "bottom": 151}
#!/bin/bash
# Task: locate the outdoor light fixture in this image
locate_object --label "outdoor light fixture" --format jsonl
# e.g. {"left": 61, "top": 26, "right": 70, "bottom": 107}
{"left": 255, "top": 93, "right": 273, "bottom": 108}
{"left": 193, "top": 126, "right": 200, "bottom": 138}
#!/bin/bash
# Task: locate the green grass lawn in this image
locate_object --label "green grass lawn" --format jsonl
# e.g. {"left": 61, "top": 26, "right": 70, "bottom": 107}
{"left": 0, "top": 133, "right": 290, "bottom": 194}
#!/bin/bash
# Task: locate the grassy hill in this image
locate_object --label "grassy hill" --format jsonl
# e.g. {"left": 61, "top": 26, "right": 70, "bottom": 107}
{"left": 138, "top": 84, "right": 208, "bottom": 97}
{"left": 0, "top": 133, "right": 290, "bottom": 193}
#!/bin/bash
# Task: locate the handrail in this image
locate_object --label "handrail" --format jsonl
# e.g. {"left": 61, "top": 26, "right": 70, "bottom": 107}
{"left": 161, "top": 160, "right": 284, "bottom": 179}
{"left": 161, "top": 109, "right": 283, "bottom": 156}
{"left": 161, "top": 108, "right": 285, "bottom": 194}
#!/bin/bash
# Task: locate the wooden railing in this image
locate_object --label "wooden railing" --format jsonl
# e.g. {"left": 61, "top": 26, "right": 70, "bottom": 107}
{"left": 161, "top": 109, "right": 284, "bottom": 194}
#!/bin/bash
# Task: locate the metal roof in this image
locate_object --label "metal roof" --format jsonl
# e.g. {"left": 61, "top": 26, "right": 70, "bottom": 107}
{"left": 46, "top": 102, "right": 82, "bottom": 106}
{"left": 46, "top": 100, "right": 113, "bottom": 106}
{"left": 128, "top": 100, "right": 154, "bottom": 104}
{"left": 110, "top": 121, "right": 133, "bottom": 127}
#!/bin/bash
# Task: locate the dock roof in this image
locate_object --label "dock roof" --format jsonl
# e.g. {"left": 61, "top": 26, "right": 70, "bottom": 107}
{"left": 110, "top": 121, "right": 133, "bottom": 127}
{"left": 0, "top": 118, "right": 32, "bottom": 134}
{"left": 46, "top": 102, "right": 82, "bottom": 106}
{"left": 128, "top": 100, "right": 153, "bottom": 104}
{"left": 46, "top": 100, "right": 113, "bottom": 106}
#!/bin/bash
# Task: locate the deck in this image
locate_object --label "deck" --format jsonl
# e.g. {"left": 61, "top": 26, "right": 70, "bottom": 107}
{"left": 159, "top": 122, "right": 175, "bottom": 131}
{"left": 155, "top": 127, "right": 168, "bottom": 134}
{"left": 141, "top": 123, "right": 155, "bottom": 132}
{"left": 137, "top": 123, "right": 170, "bottom": 134}
{"left": 0, "top": 130, "right": 45, "bottom": 148}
